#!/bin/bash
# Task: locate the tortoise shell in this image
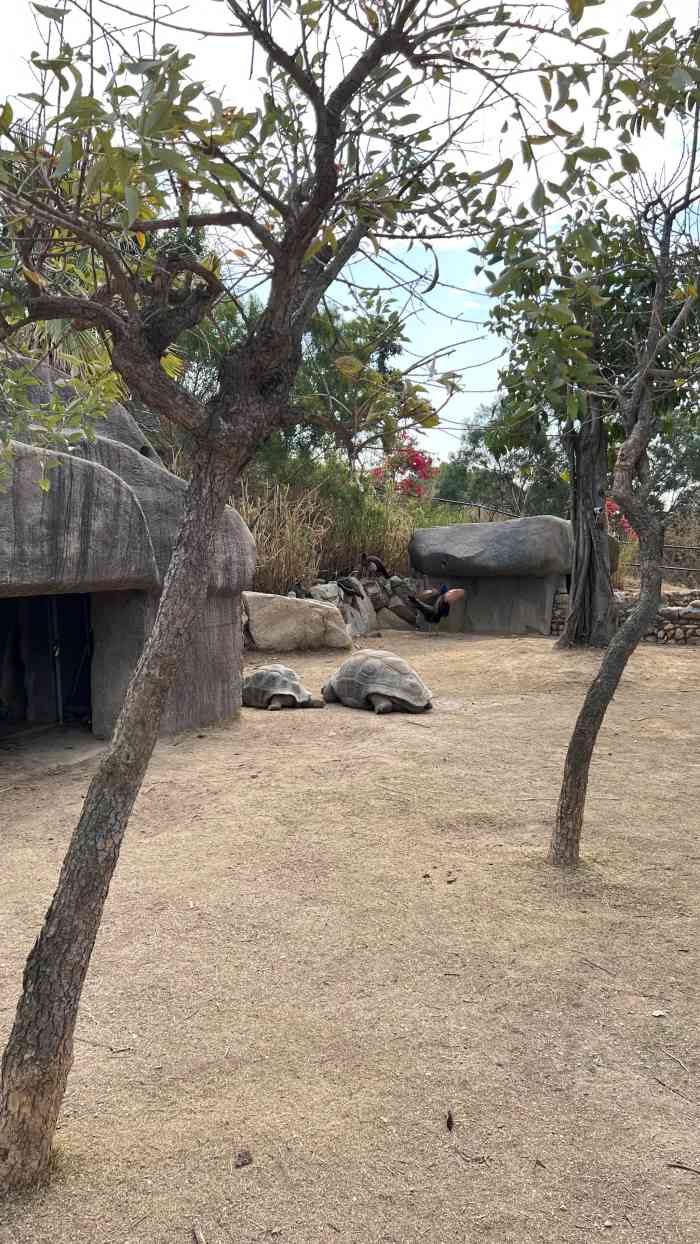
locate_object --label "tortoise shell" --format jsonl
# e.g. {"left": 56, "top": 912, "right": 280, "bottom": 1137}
{"left": 322, "top": 649, "right": 432, "bottom": 713}
{"left": 242, "top": 664, "right": 317, "bottom": 709}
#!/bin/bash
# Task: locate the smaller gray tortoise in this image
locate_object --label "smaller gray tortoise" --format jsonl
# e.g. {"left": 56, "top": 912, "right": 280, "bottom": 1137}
{"left": 243, "top": 664, "right": 325, "bottom": 710}
{"left": 322, "top": 649, "right": 432, "bottom": 714}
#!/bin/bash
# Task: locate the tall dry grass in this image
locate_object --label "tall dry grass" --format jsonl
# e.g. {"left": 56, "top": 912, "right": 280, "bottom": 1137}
{"left": 236, "top": 479, "right": 330, "bottom": 594}
{"left": 235, "top": 479, "right": 471, "bottom": 592}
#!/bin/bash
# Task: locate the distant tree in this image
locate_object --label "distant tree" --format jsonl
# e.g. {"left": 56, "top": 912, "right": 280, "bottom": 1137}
{"left": 294, "top": 307, "right": 439, "bottom": 471}
{"left": 438, "top": 407, "right": 568, "bottom": 516}
{"left": 648, "top": 416, "right": 700, "bottom": 514}
{"left": 489, "top": 197, "right": 700, "bottom": 647}
{"left": 479, "top": 22, "right": 700, "bottom": 864}
{"left": 141, "top": 297, "right": 438, "bottom": 472}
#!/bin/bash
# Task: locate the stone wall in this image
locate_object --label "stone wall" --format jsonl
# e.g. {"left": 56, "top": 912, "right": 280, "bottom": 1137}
{"left": 551, "top": 590, "right": 700, "bottom": 647}
{"left": 550, "top": 591, "right": 569, "bottom": 637}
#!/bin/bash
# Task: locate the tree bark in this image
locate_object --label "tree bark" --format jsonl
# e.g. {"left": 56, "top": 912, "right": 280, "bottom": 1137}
{"left": 0, "top": 444, "right": 237, "bottom": 1193}
{"left": 548, "top": 516, "right": 663, "bottom": 867}
{"left": 557, "top": 397, "right": 616, "bottom": 649}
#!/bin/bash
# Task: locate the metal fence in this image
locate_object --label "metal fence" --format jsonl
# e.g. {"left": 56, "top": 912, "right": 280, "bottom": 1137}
{"left": 427, "top": 495, "right": 520, "bottom": 522}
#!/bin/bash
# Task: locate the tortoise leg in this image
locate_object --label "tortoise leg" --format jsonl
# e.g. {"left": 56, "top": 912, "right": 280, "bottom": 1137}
{"left": 267, "top": 694, "right": 294, "bottom": 710}
{"left": 369, "top": 693, "right": 394, "bottom": 714}
{"left": 322, "top": 683, "right": 338, "bottom": 703}
{"left": 304, "top": 697, "right": 326, "bottom": 709}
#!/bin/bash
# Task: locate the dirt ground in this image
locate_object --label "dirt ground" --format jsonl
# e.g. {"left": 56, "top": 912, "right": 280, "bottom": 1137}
{"left": 1, "top": 633, "right": 699, "bottom": 1244}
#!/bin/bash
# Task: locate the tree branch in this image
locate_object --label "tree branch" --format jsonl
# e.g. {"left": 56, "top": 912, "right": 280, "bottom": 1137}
{"left": 195, "top": 143, "right": 289, "bottom": 219}
{"left": 1, "top": 190, "right": 137, "bottom": 311}
{"left": 0, "top": 293, "right": 126, "bottom": 340}
{"left": 225, "top": 0, "right": 324, "bottom": 117}
{"left": 293, "top": 221, "right": 368, "bottom": 328}
{"left": 127, "top": 210, "right": 280, "bottom": 258}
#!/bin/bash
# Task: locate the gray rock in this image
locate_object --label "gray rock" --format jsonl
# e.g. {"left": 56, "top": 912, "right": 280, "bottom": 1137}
{"left": 387, "top": 595, "right": 419, "bottom": 624}
{"left": 338, "top": 580, "right": 378, "bottom": 637}
{"left": 309, "top": 581, "right": 341, "bottom": 604}
{"left": 362, "top": 579, "right": 391, "bottom": 612}
{"left": 376, "top": 607, "right": 415, "bottom": 632}
{"left": 4, "top": 356, "right": 161, "bottom": 460}
{"left": 409, "top": 516, "right": 573, "bottom": 579}
{"left": 243, "top": 592, "right": 351, "bottom": 651}
{"left": 388, "top": 575, "right": 418, "bottom": 597}
{"left": 660, "top": 605, "right": 700, "bottom": 619}
{"left": 96, "top": 401, "right": 162, "bottom": 462}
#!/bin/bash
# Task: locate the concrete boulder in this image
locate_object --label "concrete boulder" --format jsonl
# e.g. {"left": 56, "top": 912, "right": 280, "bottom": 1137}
{"left": 408, "top": 516, "right": 575, "bottom": 637}
{"left": 409, "top": 516, "right": 573, "bottom": 580}
{"left": 1, "top": 365, "right": 255, "bottom": 739}
{"left": 243, "top": 592, "right": 351, "bottom": 651}
{"left": 1, "top": 442, "right": 159, "bottom": 597}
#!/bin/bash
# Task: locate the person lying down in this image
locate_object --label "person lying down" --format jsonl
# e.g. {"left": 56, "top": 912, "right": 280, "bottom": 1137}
{"left": 409, "top": 584, "right": 466, "bottom": 623}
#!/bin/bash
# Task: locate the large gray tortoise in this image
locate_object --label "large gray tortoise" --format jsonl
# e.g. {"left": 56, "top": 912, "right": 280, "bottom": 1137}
{"left": 243, "top": 664, "right": 324, "bottom": 710}
{"left": 322, "top": 649, "right": 432, "bottom": 714}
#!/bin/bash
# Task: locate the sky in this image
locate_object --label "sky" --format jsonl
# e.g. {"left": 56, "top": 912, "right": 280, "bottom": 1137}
{"left": 2, "top": 0, "right": 697, "bottom": 460}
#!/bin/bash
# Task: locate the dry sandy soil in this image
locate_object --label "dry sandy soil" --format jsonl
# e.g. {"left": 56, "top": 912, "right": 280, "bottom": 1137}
{"left": 1, "top": 633, "right": 699, "bottom": 1244}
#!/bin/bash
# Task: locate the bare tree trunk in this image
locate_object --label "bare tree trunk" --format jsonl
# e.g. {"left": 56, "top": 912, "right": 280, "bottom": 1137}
{"left": 557, "top": 397, "right": 616, "bottom": 649}
{"left": 0, "top": 445, "right": 237, "bottom": 1193}
{"left": 548, "top": 517, "right": 663, "bottom": 867}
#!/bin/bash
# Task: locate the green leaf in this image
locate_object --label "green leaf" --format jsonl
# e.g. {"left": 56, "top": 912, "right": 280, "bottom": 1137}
{"left": 496, "top": 158, "right": 513, "bottom": 185}
{"left": 631, "top": 0, "right": 664, "bottom": 16}
{"left": 142, "top": 98, "right": 173, "bottom": 136}
{"left": 573, "top": 146, "right": 610, "bottom": 163}
{"left": 531, "top": 182, "right": 546, "bottom": 214}
{"left": 33, "top": 3, "right": 69, "bottom": 18}
{"left": 647, "top": 17, "right": 674, "bottom": 40}
{"left": 53, "top": 135, "right": 74, "bottom": 179}
{"left": 124, "top": 185, "right": 140, "bottom": 226}
{"left": 620, "top": 150, "right": 640, "bottom": 174}
{"left": 566, "top": 0, "right": 585, "bottom": 23}
{"left": 566, "top": 392, "right": 581, "bottom": 420}
{"left": 334, "top": 355, "right": 364, "bottom": 378}
{"left": 124, "top": 58, "right": 162, "bottom": 75}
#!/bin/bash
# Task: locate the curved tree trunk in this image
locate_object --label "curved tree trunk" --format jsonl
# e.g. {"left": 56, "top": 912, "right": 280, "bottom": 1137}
{"left": 557, "top": 396, "right": 616, "bottom": 649}
{"left": 0, "top": 445, "right": 238, "bottom": 1193}
{"left": 548, "top": 518, "right": 663, "bottom": 867}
